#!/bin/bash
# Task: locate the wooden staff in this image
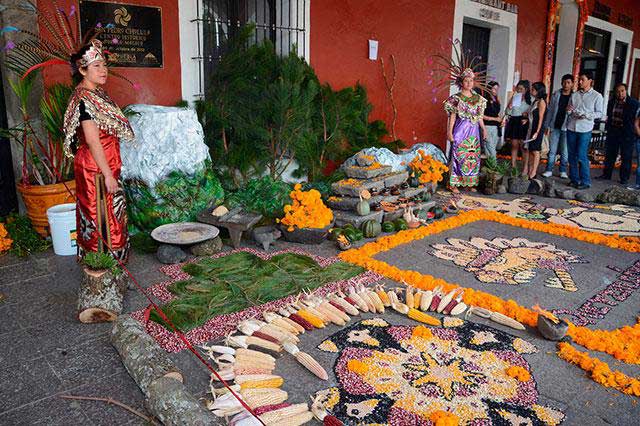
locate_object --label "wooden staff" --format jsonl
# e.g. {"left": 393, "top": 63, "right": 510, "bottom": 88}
{"left": 95, "top": 173, "right": 112, "bottom": 252}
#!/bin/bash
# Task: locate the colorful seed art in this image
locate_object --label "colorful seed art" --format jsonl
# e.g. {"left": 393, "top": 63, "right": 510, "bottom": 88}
{"left": 430, "top": 237, "right": 587, "bottom": 291}
{"left": 316, "top": 318, "right": 564, "bottom": 425}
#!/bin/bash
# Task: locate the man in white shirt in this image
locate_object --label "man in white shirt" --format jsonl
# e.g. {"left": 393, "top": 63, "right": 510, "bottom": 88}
{"left": 565, "top": 70, "right": 604, "bottom": 189}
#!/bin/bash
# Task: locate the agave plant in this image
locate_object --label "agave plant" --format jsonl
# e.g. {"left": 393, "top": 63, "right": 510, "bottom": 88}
{"left": 0, "top": 74, "right": 74, "bottom": 185}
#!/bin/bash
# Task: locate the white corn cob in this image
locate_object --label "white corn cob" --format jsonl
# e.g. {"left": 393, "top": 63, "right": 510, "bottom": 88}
{"left": 437, "top": 289, "right": 458, "bottom": 313}
{"left": 450, "top": 302, "right": 468, "bottom": 316}
{"left": 368, "top": 291, "right": 385, "bottom": 313}
{"left": 392, "top": 301, "right": 410, "bottom": 315}
{"left": 356, "top": 285, "right": 377, "bottom": 311}
{"left": 308, "top": 300, "right": 345, "bottom": 325}
{"left": 282, "top": 341, "right": 328, "bottom": 380}
{"left": 201, "top": 344, "right": 236, "bottom": 355}
{"left": 226, "top": 334, "right": 282, "bottom": 353}
{"left": 263, "top": 312, "right": 300, "bottom": 335}
{"left": 266, "top": 411, "right": 313, "bottom": 426}
{"left": 241, "top": 388, "right": 288, "bottom": 409}
{"left": 405, "top": 286, "right": 414, "bottom": 309}
{"left": 267, "top": 311, "right": 305, "bottom": 333}
{"left": 330, "top": 294, "right": 360, "bottom": 316}
{"left": 420, "top": 290, "right": 434, "bottom": 311}
{"left": 347, "top": 287, "right": 370, "bottom": 312}
{"left": 235, "top": 348, "right": 276, "bottom": 363}
{"left": 259, "top": 403, "right": 309, "bottom": 424}
{"left": 260, "top": 323, "right": 299, "bottom": 343}
{"left": 317, "top": 299, "right": 350, "bottom": 323}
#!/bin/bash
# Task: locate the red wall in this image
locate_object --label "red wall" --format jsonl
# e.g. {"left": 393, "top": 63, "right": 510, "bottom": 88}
{"left": 310, "top": 0, "right": 456, "bottom": 147}
{"left": 42, "top": 0, "right": 182, "bottom": 107}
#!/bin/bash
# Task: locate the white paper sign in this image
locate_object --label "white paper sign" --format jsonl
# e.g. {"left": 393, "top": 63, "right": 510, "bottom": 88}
{"left": 369, "top": 40, "right": 379, "bottom": 60}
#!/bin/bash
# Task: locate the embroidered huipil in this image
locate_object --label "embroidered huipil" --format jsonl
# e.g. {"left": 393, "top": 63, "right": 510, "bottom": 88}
{"left": 444, "top": 92, "right": 486, "bottom": 187}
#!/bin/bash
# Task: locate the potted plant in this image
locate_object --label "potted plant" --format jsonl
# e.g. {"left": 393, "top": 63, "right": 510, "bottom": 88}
{"left": 0, "top": 75, "right": 75, "bottom": 236}
{"left": 480, "top": 157, "right": 517, "bottom": 195}
{"left": 407, "top": 149, "right": 448, "bottom": 193}
{"left": 277, "top": 184, "right": 334, "bottom": 244}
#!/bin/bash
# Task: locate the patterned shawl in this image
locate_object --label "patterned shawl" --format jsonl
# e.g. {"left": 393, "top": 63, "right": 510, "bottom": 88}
{"left": 63, "top": 87, "right": 134, "bottom": 158}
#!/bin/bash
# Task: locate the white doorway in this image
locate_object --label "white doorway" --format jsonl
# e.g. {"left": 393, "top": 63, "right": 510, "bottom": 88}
{"left": 552, "top": 0, "right": 580, "bottom": 92}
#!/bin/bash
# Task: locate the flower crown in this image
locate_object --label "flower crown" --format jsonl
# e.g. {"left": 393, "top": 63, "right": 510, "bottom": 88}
{"left": 76, "top": 39, "right": 105, "bottom": 68}
{"left": 460, "top": 68, "right": 475, "bottom": 81}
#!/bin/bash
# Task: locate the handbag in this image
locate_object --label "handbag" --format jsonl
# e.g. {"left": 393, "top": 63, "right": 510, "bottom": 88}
{"left": 541, "top": 132, "right": 550, "bottom": 159}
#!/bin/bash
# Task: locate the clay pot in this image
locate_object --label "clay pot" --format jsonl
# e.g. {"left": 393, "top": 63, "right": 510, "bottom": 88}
{"left": 537, "top": 316, "right": 569, "bottom": 341}
{"left": 17, "top": 180, "right": 76, "bottom": 237}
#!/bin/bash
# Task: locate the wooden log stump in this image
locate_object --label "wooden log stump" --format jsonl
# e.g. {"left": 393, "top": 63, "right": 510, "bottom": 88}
{"left": 146, "top": 376, "right": 217, "bottom": 426}
{"left": 111, "top": 315, "right": 184, "bottom": 396}
{"left": 78, "top": 267, "right": 128, "bottom": 323}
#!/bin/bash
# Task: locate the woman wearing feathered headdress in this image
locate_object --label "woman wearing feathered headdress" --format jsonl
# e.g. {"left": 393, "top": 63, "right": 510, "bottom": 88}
{"left": 433, "top": 43, "right": 489, "bottom": 193}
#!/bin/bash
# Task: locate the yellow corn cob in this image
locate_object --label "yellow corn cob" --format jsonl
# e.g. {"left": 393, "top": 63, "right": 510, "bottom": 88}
{"left": 368, "top": 291, "right": 385, "bottom": 313}
{"left": 241, "top": 388, "right": 288, "bottom": 409}
{"left": 413, "top": 291, "right": 422, "bottom": 309}
{"left": 376, "top": 288, "right": 391, "bottom": 306}
{"left": 405, "top": 287, "right": 414, "bottom": 309}
{"left": 407, "top": 308, "right": 441, "bottom": 326}
{"left": 239, "top": 377, "right": 284, "bottom": 389}
{"left": 265, "top": 411, "right": 313, "bottom": 426}
{"left": 234, "top": 367, "right": 273, "bottom": 375}
{"left": 297, "top": 309, "right": 325, "bottom": 328}
{"left": 234, "top": 374, "right": 281, "bottom": 384}
{"left": 259, "top": 403, "right": 308, "bottom": 424}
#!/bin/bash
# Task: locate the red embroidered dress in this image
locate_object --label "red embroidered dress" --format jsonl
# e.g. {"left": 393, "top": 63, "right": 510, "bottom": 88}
{"left": 63, "top": 87, "right": 134, "bottom": 262}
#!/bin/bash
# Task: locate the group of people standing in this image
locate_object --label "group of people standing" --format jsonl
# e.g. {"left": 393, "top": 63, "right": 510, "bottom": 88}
{"left": 445, "top": 69, "right": 640, "bottom": 192}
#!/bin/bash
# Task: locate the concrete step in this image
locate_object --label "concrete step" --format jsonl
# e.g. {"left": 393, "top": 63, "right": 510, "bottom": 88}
{"left": 342, "top": 164, "right": 393, "bottom": 179}
{"left": 331, "top": 171, "right": 409, "bottom": 197}
{"left": 326, "top": 186, "right": 432, "bottom": 211}
{"left": 333, "top": 210, "right": 384, "bottom": 228}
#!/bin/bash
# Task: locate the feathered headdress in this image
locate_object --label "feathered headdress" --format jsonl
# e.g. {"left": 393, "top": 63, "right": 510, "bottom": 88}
{"left": 3, "top": 0, "right": 132, "bottom": 84}
{"left": 427, "top": 39, "right": 491, "bottom": 96}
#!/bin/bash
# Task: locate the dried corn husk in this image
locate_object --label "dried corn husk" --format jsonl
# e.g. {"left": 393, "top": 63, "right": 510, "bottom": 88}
{"left": 387, "top": 289, "right": 400, "bottom": 306}
{"left": 356, "top": 285, "right": 377, "bottom": 312}
{"left": 211, "top": 367, "right": 235, "bottom": 381}
{"left": 392, "top": 302, "right": 410, "bottom": 315}
{"left": 347, "top": 287, "right": 370, "bottom": 312}
{"left": 201, "top": 344, "right": 236, "bottom": 355}
{"left": 208, "top": 392, "right": 244, "bottom": 417}
{"left": 437, "top": 289, "right": 458, "bottom": 313}
{"left": 450, "top": 302, "right": 468, "bottom": 316}
{"left": 241, "top": 388, "right": 288, "bottom": 409}
{"left": 232, "top": 412, "right": 263, "bottom": 426}
{"left": 368, "top": 291, "right": 385, "bottom": 313}
{"left": 259, "top": 403, "right": 309, "bottom": 424}
{"left": 227, "top": 334, "right": 282, "bottom": 353}
{"left": 283, "top": 341, "right": 328, "bottom": 380}
{"left": 405, "top": 286, "right": 414, "bottom": 309}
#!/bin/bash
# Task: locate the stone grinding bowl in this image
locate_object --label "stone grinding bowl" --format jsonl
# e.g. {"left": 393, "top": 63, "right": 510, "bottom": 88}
{"left": 537, "top": 315, "right": 569, "bottom": 341}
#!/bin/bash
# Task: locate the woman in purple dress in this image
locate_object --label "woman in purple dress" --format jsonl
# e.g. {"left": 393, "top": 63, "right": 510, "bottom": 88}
{"left": 444, "top": 69, "right": 488, "bottom": 193}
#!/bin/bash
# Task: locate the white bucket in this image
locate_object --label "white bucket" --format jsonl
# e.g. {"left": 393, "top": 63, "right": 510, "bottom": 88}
{"left": 47, "top": 203, "right": 77, "bottom": 256}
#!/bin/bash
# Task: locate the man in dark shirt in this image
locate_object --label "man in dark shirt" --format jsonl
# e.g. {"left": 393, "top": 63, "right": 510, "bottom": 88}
{"left": 599, "top": 83, "right": 640, "bottom": 185}
{"left": 542, "top": 74, "right": 573, "bottom": 178}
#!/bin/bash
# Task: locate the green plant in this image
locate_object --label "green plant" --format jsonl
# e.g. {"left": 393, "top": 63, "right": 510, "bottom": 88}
{"left": 482, "top": 157, "right": 518, "bottom": 177}
{"left": 227, "top": 176, "right": 291, "bottom": 219}
{"left": 0, "top": 74, "right": 73, "bottom": 185}
{"left": 83, "top": 251, "right": 117, "bottom": 270}
{"left": 129, "top": 232, "right": 159, "bottom": 254}
{"left": 2, "top": 213, "right": 50, "bottom": 257}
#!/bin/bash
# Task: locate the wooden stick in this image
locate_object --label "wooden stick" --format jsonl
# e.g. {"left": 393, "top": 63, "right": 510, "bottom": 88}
{"left": 60, "top": 395, "right": 158, "bottom": 424}
{"left": 381, "top": 54, "right": 398, "bottom": 141}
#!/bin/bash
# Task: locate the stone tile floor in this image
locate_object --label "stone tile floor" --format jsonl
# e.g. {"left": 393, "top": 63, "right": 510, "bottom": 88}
{"left": 0, "top": 166, "right": 638, "bottom": 425}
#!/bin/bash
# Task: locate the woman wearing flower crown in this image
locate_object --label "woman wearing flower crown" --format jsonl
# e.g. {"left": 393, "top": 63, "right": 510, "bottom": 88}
{"left": 62, "top": 39, "right": 135, "bottom": 262}
{"left": 443, "top": 69, "right": 488, "bottom": 193}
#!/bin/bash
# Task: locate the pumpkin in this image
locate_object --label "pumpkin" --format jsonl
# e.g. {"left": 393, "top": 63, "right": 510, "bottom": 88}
{"left": 394, "top": 218, "right": 408, "bottom": 230}
{"left": 342, "top": 228, "right": 357, "bottom": 242}
{"left": 382, "top": 221, "right": 395, "bottom": 233}
{"left": 356, "top": 195, "right": 370, "bottom": 216}
{"left": 329, "top": 228, "right": 343, "bottom": 241}
{"left": 353, "top": 230, "right": 364, "bottom": 241}
{"left": 361, "top": 220, "right": 382, "bottom": 238}
{"left": 430, "top": 206, "right": 445, "bottom": 219}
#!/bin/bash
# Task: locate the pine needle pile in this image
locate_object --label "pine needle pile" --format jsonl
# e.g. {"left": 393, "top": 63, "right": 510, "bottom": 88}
{"left": 151, "top": 252, "right": 364, "bottom": 331}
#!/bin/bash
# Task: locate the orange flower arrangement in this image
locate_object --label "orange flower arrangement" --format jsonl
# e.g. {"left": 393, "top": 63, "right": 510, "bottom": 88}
{"left": 0, "top": 223, "right": 12, "bottom": 254}
{"left": 278, "top": 184, "right": 333, "bottom": 231}
{"left": 408, "top": 150, "right": 448, "bottom": 184}
{"left": 429, "top": 410, "right": 459, "bottom": 426}
{"left": 506, "top": 366, "right": 531, "bottom": 382}
{"left": 338, "top": 209, "right": 640, "bottom": 395}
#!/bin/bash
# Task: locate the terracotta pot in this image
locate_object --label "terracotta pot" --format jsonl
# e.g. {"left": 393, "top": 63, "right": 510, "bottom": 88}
{"left": 17, "top": 180, "right": 76, "bottom": 237}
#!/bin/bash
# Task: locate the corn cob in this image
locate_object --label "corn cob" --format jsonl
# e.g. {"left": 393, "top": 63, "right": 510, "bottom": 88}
{"left": 450, "top": 302, "right": 468, "bottom": 316}
{"left": 239, "top": 377, "right": 284, "bottom": 389}
{"left": 330, "top": 294, "right": 360, "bottom": 316}
{"left": 265, "top": 411, "right": 313, "bottom": 426}
{"left": 260, "top": 323, "right": 299, "bottom": 343}
{"left": 429, "top": 289, "right": 443, "bottom": 312}
{"left": 283, "top": 341, "right": 328, "bottom": 380}
{"left": 233, "top": 367, "right": 273, "bottom": 376}
{"left": 319, "top": 300, "right": 350, "bottom": 323}
{"left": 376, "top": 286, "right": 391, "bottom": 306}
{"left": 466, "top": 306, "right": 525, "bottom": 330}
{"left": 356, "top": 285, "right": 377, "bottom": 312}
{"left": 338, "top": 290, "right": 363, "bottom": 312}
{"left": 233, "top": 360, "right": 275, "bottom": 372}
{"left": 227, "top": 334, "right": 282, "bottom": 353}
{"left": 443, "top": 295, "right": 463, "bottom": 315}
{"left": 413, "top": 291, "right": 422, "bottom": 309}
{"left": 392, "top": 301, "right": 410, "bottom": 315}
{"left": 234, "top": 374, "right": 281, "bottom": 384}
{"left": 241, "top": 388, "right": 288, "bottom": 409}
{"left": 368, "top": 291, "right": 385, "bottom": 313}
{"left": 387, "top": 289, "right": 400, "bottom": 306}
{"left": 259, "top": 403, "right": 309, "bottom": 424}
{"left": 263, "top": 312, "right": 301, "bottom": 335}
{"left": 235, "top": 348, "right": 276, "bottom": 363}
{"left": 437, "top": 289, "right": 458, "bottom": 313}
{"left": 407, "top": 308, "right": 441, "bottom": 326}
{"left": 297, "top": 308, "right": 325, "bottom": 328}
{"left": 405, "top": 286, "right": 414, "bottom": 309}
{"left": 296, "top": 302, "right": 329, "bottom": 323}
{"left": 329, "top": 300, "right": 347, "bottom": 314}
{"left": 420, "top": 289, "right": 434, "bottom": 311}
{"left": 347, "top": 287, "right": 370, "bottom": 312}
{"left": 254, "top": 402, "right": 291, "bottom": 416}
{"left": 285, "top": 310, "right": 315, "bottom": 330}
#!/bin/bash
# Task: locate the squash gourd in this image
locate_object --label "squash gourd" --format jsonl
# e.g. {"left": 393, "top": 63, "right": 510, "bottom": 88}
{"left": 329, "top": 228, "right": 343, "bottom": 241}
{"left": 342, "top": 228, "right": 357, "bottom": 242}
{"left": 356, "top": 195, "right": 370, "bottom": 216}
{"left": 353, "top": 230, "right": 364, "bottom": 241}
{"left": 382, "top": 221, "right": 395, "bottom": 233}
{"left": 394, "top": 218, "right": 408, "bottom": 230}
{"left": 361, "top": 220, "right": 382, "bottom": 238}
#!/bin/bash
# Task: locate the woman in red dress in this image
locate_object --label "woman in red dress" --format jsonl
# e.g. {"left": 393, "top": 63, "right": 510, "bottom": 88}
{"left": 63, "top": 39, "right": 134, "bottom": 262}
